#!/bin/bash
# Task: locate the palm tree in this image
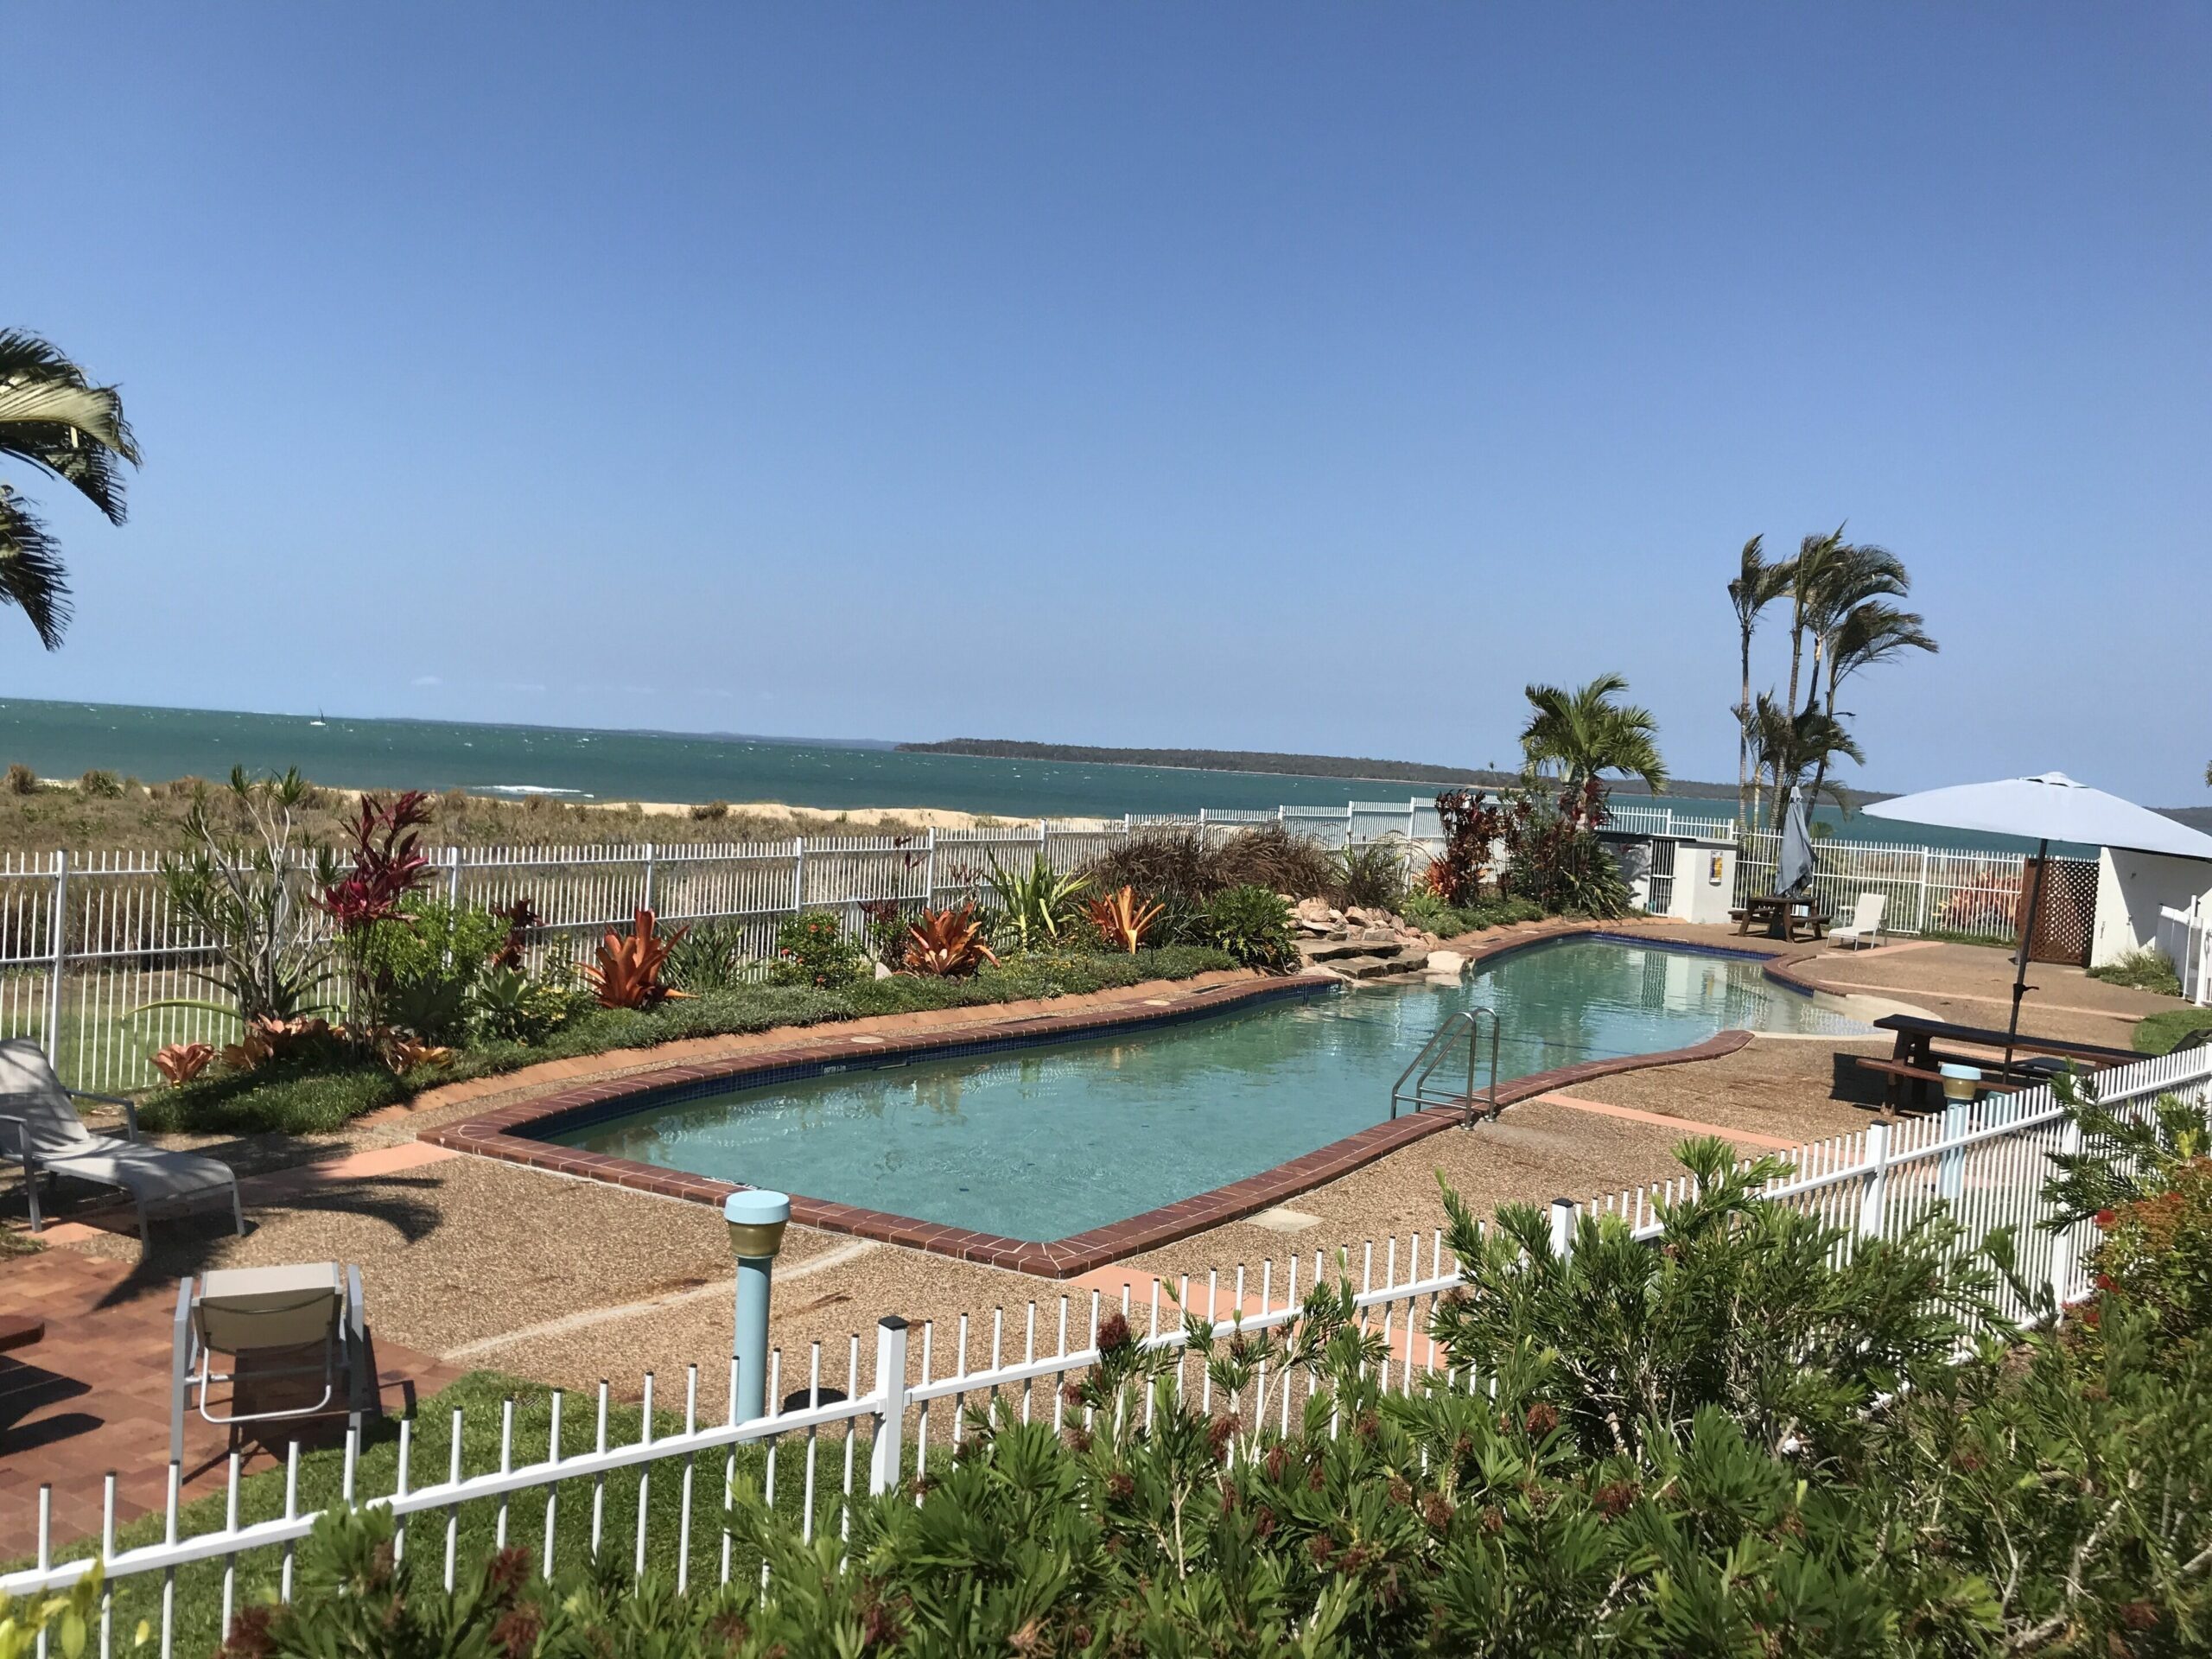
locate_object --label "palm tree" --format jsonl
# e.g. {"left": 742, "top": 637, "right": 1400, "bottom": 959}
{"left": 1519, "top": 672, "right": 1669, "bottom": 800}
{"left": 1746, "top": 692, "right": 1864, "bottom": 819}
{"left": 1806, "top": 600, "right": 1937, "bottom": 805}
{"left": 1726, "top": 536, "right": 1793, "bottom": 836}
{"left": 0, "top": 331, "right": 140, "bottom": 648}
{"left": 1768, "top": 528, "right": 1846, "bottom": 830}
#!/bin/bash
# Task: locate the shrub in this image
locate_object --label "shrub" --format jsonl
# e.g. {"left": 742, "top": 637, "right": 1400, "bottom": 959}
{"left": 469, "top": 963, "right": 575, "bottom": 1044}
{"left": 983, "top": 853, "right": 1090, "bottom": 952}
{"left": 1327, "top": 839, "right": 1407, "bottom": 910}
{"left": 1084, "top": 885, "right": 1163, "bottom": 953}
{"left": 2088, "top": 945, "right": 2183, "bottom": 997}
{"left": 579, "top": 908, "right": 690, "bottom": 1009}
{"left": 1497, "top": 785, "right": 1630, "bottom": 918}
{"left": 1211, "top": 822, "right": 1335, "bottom": 899}
{"left": 3, "top": 762, "right": 37, "bottom": 795}
{"left": 162, "top": 1119, "right": 2212, "bottom": 1657}
{"left": 1080, "top": 828, "right": 1216, "bottom": 908}
{"left": 1430, "top": 789, "right": 1508, "bottom": 905}
{"left": 137, "top": 945, "right": 1235, "bottom": 1135}
{"left": 663, "top": 917, "right": 753, "bottom": 993}
{"left": 1399, "top": 889, "right": 1546, "bottom": 937}
{"left": 348, "top": 898, "right": 509, "bottom": 1043}
{"left": 1201, "top": 884, "right": 1298, "bottom": 971}
{"left": 901, "top": 904, "right": 998, "bottom": 976}
{"left": 768, "top": 911, "right": 868, "bottom": 988}
{"left": 78, "top": 766, "right": 124, "bottom": 798}
{"left": 690, "top": 798, "right": 730, "bottom": 821}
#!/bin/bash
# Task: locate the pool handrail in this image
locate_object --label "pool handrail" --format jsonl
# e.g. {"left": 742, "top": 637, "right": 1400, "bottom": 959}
{"left": 1392, "top": 1006, "right": 1501, "bottom": 1123}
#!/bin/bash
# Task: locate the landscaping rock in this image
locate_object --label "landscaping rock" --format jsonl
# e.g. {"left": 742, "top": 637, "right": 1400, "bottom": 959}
{"left": 1425, "top": 950, "right": 1466, "bottom": 976}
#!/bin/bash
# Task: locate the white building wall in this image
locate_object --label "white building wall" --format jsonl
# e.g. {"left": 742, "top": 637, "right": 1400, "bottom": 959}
{"left": 2092, "top": 848, "right": 2212, "bottom": 967}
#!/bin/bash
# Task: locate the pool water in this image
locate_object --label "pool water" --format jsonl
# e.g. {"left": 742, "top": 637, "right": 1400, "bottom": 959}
{"left": 549, "top": 938, "right": 1866, "bottom": 1241}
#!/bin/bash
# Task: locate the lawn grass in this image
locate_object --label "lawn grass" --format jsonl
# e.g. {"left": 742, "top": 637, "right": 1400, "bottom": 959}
{"left": 16, "top": 1370, "right": 858, "bottom": 1656}
{"left": 2133, "top": 1006, "right": 2212, "bottom": 1056}
{"left": 137, "top": 944, "right": 1238, "bottom": 1136}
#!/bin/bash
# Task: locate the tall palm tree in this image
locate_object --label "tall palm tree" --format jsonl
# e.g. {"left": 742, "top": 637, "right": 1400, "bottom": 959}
{"left": 1726, "top": 536, "right": 1793, "bottom": 836}
{"left": 1806, "top": 601, "right": 1937, "bottom": 806}
{"left": 0, "top": 331, "right": 140, "bottom": 648}
{"left": 1519, "top": 672, "right": 1669, "bottom": 800}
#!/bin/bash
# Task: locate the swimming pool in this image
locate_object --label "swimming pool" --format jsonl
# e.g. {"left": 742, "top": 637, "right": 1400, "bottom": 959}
{"left": 543, "top": 937, "right": 1865, "bottom": 1243}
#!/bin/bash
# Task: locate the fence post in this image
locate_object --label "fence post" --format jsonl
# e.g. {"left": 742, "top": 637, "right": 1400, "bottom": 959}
{"left": 640, "top": 843, "right": 656, "bottom": 916}
{"left": 1937, "top": 1099, "right": 1968, "bottom": 1205}
{"left": 1916, "top": 849, "right": 1931, "bottom": 935}
{"left": 923, "top": 828, "right": 937, "bottom": 909}
{"left": 1548, "top": 1198, "right": 1575, "bottom": 1262}
{"left": 1856, "top": 1122, "right": 1891, "bottom": 1239}
{"left": 42, "top": 850, "right": 67, "bottom": 1067}
{"left": 1198, "top": 807, "right": 1208, "bottom": 849}
{"left": 1039, "top": 819, "right": 1049, "bottom": 866}
{"left": 791, "top": 836, "right": 805, "bottom": 916}
{"left": 1408, "top": 798, "right": 1418, "bottom": 841}
{"left": 2046, "top": 1116, "right": 2086, "bottom": 1309}
{"left": 868, "top": 1316, "right": 910, "bottom": 1496}
{"left": 1277, "top": 804, "right": 1286, "bottom": 828}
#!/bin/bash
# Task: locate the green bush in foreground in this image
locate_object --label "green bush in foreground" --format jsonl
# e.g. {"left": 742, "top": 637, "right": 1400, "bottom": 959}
{"left": 1396, "top": 889, "right": 1547, "bottom": 938}
{"left": 1199, "top": 884, "right": 1300, "bottom": 971}
{"left": 137, "top": 945, "right": 1236, "bottom": 1135}
{"left": 53, "top": 1102, "right": 2205, "bottom": 1656}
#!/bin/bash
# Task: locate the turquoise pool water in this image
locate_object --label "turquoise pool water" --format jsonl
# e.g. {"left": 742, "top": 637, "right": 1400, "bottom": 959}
{"left": 549, "top": 938, "right": 1866, "bottom": 1241}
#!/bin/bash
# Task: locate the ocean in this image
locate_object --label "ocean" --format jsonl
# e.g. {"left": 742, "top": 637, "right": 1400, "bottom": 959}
{"left": 0, "top": 696, "right": 2050, "bottom": 853}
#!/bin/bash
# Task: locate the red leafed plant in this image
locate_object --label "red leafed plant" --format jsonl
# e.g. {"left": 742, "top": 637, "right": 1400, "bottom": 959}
{"left": 580, "top": 908, "right": 692, "bottom": 1008}
{"left": 490, "top": 895, "right": 543, "bottom": 971}
{"left": 902, "top": 905, "right": 1000, "bottom": 977}
{"left": 219, "top": 1014, "right": 337, "bottom": 1072}
{"left": 151, "top": 1042, "right": 215, "bottom": 1085}
{"left": 1085, "top": 886, "right": 1164, "bottom": 954}
{"left": 318, "top": 791, "right": 435, "bottom": 931}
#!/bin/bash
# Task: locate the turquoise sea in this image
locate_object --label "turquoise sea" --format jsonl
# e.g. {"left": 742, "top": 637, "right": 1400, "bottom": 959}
{"left": 0, "top": 696, "right": 2048, "bottom": 852}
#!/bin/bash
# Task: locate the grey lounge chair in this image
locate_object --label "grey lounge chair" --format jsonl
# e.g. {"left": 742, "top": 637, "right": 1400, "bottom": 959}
{"left": 0, "top": 1038, "right": 243, "bottom": 1247}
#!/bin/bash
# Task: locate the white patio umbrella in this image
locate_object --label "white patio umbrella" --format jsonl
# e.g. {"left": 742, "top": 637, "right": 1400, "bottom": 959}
{"left": 1865, "top": 772, "right": 2212, "bottom": 1073}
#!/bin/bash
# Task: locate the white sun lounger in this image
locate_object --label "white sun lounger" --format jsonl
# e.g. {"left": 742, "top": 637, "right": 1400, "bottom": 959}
{"left": 0, "top": 1038, "right": 243, "bottom": 1247}
{"left": 1829, "top": 893, "right": 1889, "bottom": 950}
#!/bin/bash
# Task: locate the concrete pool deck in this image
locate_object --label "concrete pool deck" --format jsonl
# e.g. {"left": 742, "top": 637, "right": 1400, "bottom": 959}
{"left": 5, "top": 918, "right": 2184, "bottom": 1448}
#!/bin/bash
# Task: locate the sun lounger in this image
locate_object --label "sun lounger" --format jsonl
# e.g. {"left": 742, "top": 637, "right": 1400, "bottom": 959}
{"left": 0, "top": 1038, "right": 242, "bottom": 1247}
{"left": 170, "top": 1262, "right": 369, "bottom": 1463}
{"left": 1829, "top": 893, "right": 1887, "bottom": 950}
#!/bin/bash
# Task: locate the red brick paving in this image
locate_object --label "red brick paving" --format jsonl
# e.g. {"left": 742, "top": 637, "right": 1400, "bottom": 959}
{"left": 0, "top": 1249, "right": 465, "bottom": 1555}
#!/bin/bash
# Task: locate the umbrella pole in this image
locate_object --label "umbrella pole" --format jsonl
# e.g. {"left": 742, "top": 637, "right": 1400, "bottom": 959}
{"left": 2004, "top": 837, "right": 2049, "bottom": 1082}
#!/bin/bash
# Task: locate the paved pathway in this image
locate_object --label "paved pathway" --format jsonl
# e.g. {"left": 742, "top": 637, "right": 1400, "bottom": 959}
{"left": 0, "top": 1249, "right": 464, "bottom": 1557}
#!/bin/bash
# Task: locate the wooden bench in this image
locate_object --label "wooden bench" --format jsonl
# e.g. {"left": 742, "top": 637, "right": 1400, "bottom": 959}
{"left": 1853, "top": 1055, "right": 2030, "bottom": 1112}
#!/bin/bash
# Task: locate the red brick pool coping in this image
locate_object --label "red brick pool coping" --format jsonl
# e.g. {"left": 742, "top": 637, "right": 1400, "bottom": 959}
{"left": 424, "top": 918, "right": 1777, "bottom": 1277}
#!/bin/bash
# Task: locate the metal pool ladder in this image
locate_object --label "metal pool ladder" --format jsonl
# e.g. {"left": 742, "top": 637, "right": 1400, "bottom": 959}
{"left": 1391, "top": 1006, "right": 1502, "bottom": 1124}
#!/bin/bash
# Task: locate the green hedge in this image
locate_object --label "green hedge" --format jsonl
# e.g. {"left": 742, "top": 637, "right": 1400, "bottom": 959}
{"left": 27, "top": 1109, "right": 2209, "bottom": 1657}
{"left": 138, "top": 945, "right": 1236, "bottom": 1137}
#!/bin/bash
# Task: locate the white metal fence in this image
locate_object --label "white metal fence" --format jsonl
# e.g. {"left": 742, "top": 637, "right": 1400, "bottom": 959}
{"left": 10, "top": 1045, "right": 2206, "bottom": 1652}
{"left": 1735, "top": 829, "right": 2062, "bottom": 947}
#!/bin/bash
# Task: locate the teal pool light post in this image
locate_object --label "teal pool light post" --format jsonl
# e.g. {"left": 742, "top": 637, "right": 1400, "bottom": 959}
{"left": 725, "top": 1190, "right": 791, "bottom": 1421}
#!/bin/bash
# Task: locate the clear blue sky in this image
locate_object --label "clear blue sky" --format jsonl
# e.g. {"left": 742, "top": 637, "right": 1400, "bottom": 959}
{"left": 8, "top": 5, "right": 2208, "bottom": 800}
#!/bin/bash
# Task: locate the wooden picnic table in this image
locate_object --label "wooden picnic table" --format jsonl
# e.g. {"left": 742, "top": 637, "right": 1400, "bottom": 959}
{"left": 1858, "top": 1014, "right": 2139, "bottom": 1111}
{"left": 1732, "top": 893, "right": 1828, "bottom": 942}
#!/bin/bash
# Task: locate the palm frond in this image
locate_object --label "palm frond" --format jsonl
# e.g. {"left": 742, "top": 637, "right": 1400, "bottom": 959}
{"left": 0, "top": 486, "right": 73, "bottom": 649}
{"left": 0, "top": 329, "right": 140, "bottom": 523}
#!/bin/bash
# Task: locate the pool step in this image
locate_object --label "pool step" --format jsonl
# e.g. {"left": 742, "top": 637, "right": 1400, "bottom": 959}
{"left": 1302, "top": 934, "right": 1412, "bottom": 964}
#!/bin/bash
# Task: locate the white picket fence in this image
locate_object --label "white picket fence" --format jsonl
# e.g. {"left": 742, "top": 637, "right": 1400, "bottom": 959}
{"left": 10, "top": 1043, "right": 2206, "bottom": 1652}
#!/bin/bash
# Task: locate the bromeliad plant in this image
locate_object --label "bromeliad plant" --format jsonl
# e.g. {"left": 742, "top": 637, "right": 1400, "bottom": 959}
{"left": 149, "top": 1041, "right": 213, "bottom": 1085}
{"left": 1084, "top": 885, "right": 1164, "bottom": 954}
{"left": 902, "top": 903, "right": 999, "bottom": 977}
{"left": 579, "top": 908, "right": 690, "bottom": 1009}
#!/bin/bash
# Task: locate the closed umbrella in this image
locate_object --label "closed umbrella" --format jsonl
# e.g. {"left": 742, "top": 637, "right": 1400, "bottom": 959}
{"left": 1865, "top": 772, "right": 2212, "bottom": 1075}
{"left": 1777, "top": 788, "right": 1816, "bottom": 898}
